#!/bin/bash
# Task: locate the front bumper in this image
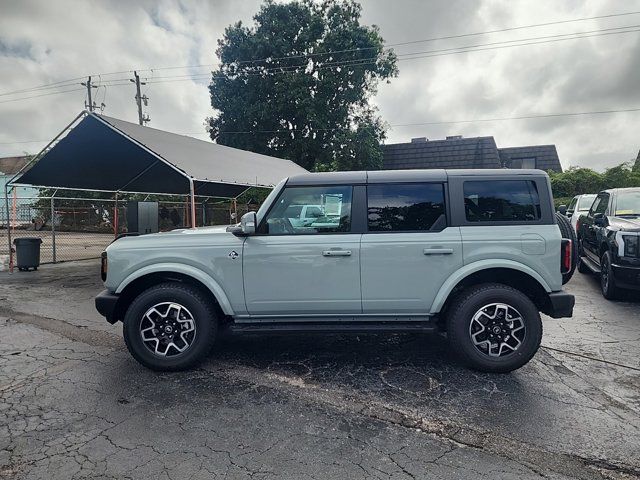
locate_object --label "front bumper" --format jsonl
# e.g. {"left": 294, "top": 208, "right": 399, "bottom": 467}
{"left": 95, "top": 289, "right": 120, "bottom": 324}
{"left": 543, "top": 291, "right": 575, "bottom": 319}
{"left": 611, "top": 263, "right": 640, "bottom": 290}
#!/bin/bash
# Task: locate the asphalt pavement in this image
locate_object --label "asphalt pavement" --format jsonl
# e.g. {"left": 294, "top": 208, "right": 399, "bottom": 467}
{"left": 0, "top": 261, "right": 638, "bottom": 479}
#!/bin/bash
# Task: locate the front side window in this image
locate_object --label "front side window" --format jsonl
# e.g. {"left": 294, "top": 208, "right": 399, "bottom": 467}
{"left": 367, "top": 183, "right": 446, "bottom": 232}
{"left": 577, "top": 194, "right": 596, "bottom": 211}
{"left": 568, "top": 197, "right": 578, "bottom": 212}
{"left": 592, "top": 194, "right": 609, "bottom": 215}
{"left": 464, "top": 180, "right": 541, "bottom": 222}
{"left": 261, "top": 185, "right": 352, "bottom": 235}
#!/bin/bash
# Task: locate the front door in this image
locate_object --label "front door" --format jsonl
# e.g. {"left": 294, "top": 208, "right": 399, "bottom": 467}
{"left": 360, "top": 182, "right": 462, "bottom": 314}
{"left": 583, "top": 193, "right": 609, "bottom": 262}
{"left": 243, "top": 184, "right": 361, "bottom": 316}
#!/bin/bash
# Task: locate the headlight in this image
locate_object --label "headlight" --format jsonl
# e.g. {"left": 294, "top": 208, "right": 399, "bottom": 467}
{"left": 623, "top": 235, "right": 639, "bottom": 257}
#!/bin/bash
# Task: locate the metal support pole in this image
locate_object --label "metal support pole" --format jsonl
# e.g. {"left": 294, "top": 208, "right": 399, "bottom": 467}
{"left": 3, "top": 183, "right": 12, "bottom": 272}
{"left": 114, "top": 192, "right": 119, "bottom": 238}
{"left": 50, "top": 192, "right": 57, "bottom": 263}
{"left": 189, "top": 178, "right": 197, "bottom": 228}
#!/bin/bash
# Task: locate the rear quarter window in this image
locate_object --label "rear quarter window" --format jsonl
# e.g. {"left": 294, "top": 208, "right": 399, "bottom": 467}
{"left": 463, "top": 180, "right": 541, "bottom": 222}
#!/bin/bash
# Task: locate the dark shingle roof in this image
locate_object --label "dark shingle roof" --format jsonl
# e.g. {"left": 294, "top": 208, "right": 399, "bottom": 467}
{"left": 382, "top": 137, "right": 502, "bottom": 170}
{"left": 498, "top": 145, "right": 562, "bottom": 172}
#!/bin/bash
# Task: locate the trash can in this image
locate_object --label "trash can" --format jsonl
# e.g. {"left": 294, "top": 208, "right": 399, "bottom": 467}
{"left": 13, "top": 237, "right": 43, "bottom": 271}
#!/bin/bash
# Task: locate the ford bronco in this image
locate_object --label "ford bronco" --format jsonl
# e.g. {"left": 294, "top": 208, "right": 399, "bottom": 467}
{"left": 96, "top": 169, "right": 574, "bottom": 373}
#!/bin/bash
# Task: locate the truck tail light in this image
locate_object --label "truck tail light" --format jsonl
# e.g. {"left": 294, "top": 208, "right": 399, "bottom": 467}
{"left": 101, "top": 252, "right": 108, "bottom": 281}
{"left": 561, "top": 239, "right": 572, "bottom": 274}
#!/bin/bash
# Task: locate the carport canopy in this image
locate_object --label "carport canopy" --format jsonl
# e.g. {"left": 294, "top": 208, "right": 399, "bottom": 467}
{"left": 11, "top": 112, "right": 307, "bottom": 198}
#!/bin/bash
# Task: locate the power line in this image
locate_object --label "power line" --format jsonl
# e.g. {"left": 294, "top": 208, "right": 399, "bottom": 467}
{"left": 2, "top": 106, "right": 638, "bottom": 146}
{"left": 0, "top": 25, "right": 638, "bottom": 108}
{"left": 2, "top": 9, "right": 640, "bottom": 97}
{"left": 215, "top": 107, "right": 640, "bottom": 134}
{"left": 0, "top": 87, "right": 86, "bottom": 104}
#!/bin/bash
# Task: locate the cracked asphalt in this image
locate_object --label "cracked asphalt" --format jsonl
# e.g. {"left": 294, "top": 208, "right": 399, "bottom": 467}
{"left": 0, "top": 261, "right": 638, "bottom": 479}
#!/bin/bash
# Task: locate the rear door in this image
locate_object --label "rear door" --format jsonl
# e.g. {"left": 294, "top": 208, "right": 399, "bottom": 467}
{"left": 360, "top": 182, "right": 463, "bottom": 314}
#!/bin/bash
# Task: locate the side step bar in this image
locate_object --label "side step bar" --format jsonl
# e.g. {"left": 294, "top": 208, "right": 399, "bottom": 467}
{"left": 579, "top": 255, "right": 601, "bottom": 274}
{"left": 227, "top": 321, "right": 439, "bottom": 335}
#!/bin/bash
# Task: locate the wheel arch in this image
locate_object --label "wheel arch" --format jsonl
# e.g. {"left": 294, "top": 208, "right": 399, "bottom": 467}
{"left": 431, "top": 261, "right": 552, "bottom": 316}
{"left": 114, "top": 264, "right": 234, "bottom": 320}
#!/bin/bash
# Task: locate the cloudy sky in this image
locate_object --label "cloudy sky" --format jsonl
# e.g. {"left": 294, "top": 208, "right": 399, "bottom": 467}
{"left": 1, "top": 0, "right": 639, "bottom": 170}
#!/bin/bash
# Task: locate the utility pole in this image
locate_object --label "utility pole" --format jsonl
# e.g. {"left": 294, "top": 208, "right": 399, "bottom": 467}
{"left": 81, "top": 76, "right": 98, "bottom": 111}
{"left": 130, "top": 71, "right": 150, "bottom": 125}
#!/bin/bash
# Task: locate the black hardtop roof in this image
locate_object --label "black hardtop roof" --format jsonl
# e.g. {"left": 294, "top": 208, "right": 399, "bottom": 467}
{"left": 286, "top": 168, "right": 548, "bottom": 186}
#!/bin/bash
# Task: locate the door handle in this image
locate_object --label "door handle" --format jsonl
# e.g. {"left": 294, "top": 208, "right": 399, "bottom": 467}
{"left": 423, "top": 248, "right": 454, "bottom": 255}
{"left": 322, "top": 250, "right": 352, "bottom": 257}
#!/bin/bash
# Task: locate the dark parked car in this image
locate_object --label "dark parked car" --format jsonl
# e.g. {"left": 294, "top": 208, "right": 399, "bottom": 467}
{"left": 577, "top": 188, "right": 640, "bottom": 299}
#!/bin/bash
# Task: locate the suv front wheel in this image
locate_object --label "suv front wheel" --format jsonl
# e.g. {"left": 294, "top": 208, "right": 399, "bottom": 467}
{"left": 123, "top": 282, "right": 218, "bottom": 371}
{"left": 446, "top": 283, "right": 542, "bottom": 373}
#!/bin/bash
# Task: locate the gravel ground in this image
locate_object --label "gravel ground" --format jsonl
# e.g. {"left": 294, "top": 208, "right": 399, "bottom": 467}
{"left": 0, "top": 261, "right": 638, "bottom": 479}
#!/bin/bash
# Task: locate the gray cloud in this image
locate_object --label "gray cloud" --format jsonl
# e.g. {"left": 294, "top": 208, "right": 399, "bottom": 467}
{"left": 0, "top": 0, "right": 639, "bottom": 170}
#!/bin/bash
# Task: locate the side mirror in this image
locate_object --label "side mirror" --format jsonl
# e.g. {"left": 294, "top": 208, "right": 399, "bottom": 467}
{"left": 227, "top": 211, "right": 257, "bottom": 236}
{"left": 558, "top": 205, "right": 567, "bottom": 216}
{"left": 240, "top": 211, "right": 257, "bottom": 235}
{"left": 594, "top": 213, "right": 605, "bottom": 226}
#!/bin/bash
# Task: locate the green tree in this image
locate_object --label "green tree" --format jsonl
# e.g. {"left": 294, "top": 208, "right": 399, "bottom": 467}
{"left": 207, "top": 0, "right": 398, "bottom": 171}
{"left": 548, "top": 163, "right": 640, "bottom": 200}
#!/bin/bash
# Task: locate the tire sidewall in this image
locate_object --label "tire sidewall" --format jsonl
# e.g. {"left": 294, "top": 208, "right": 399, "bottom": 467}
{"left": 600, "top": 251, "right": 616, "bottom": 299}
{"left": 123, "top": 284, "right": 216, "bottom": 371}
{"left": 448, "top": 286, "right": 542, "bottom": 373}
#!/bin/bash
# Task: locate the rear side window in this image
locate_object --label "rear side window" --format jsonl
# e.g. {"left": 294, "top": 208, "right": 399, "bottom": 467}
{"left": 367, "top": 183, "right": 446, "bottom": 232}
{"left": 464, "top": 180, "right": 541, "bottom": 222}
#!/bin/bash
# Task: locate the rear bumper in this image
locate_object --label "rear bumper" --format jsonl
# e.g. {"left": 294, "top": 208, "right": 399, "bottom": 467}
{"left": 543, "top": 290, "right": 575, "bottom": 319}
{"left": 95, "top": 289, "right": 120, "bottom": 324}
{"left": 611, "top": 264, "right": 640, "bottom": 290}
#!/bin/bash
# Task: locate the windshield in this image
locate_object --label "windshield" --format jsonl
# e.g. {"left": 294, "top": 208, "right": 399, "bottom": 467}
{"left": 577, "top": 194, "right": 596, "bottom": 211}
{"left": 615, "top": 190, "right": 640, "bottom": 216}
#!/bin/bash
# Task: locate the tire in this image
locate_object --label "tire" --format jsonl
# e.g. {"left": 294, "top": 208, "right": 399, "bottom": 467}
{"left": 446, "top": 283, "right": 543, "bottom": 373}
{"left": 600, "top": 251, "right": 619, "bottom": 300}
{"left": 123, "top": 282, "right": 218, "bottom": 371}
{"left": 555, "top": 212, "right": 577, "bottom": 285}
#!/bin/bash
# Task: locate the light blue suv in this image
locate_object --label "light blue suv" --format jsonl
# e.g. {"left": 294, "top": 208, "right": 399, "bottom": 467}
{"left": 96, "top": 169, "right": 574, "bottom": 373}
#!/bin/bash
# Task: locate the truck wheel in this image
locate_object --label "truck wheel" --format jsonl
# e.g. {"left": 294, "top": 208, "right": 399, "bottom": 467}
{"left": 123, "top": 282, "right": 218, "bottom": 371}
{"left": 446, "top": 283, "right": 542, "bottom": 373}
{"left": 600, "top": 251, "right": 619, "bottom": 300}
{"left": 555, "top": 212, "right": 577, "bottom": 284}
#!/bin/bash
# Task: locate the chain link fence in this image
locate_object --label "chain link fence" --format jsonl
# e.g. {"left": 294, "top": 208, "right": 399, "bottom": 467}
{"left": 2, "top": 195, "right": 260, "bottom": 265}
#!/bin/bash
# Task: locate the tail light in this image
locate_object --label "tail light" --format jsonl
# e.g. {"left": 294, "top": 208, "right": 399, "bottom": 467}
{"left": 561, "top": 239, "right": 572, "bottom": 274}
{"left": 101, "top": 252, "right": 108, "bottom": 281}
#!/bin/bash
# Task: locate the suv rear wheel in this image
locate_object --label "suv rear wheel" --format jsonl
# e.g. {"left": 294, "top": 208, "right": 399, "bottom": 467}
{"left": 123, "top": 282, "right": 218, "bottom": 371}
{"left": 446, "top": 283, "right": 542, "bottom": 373}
